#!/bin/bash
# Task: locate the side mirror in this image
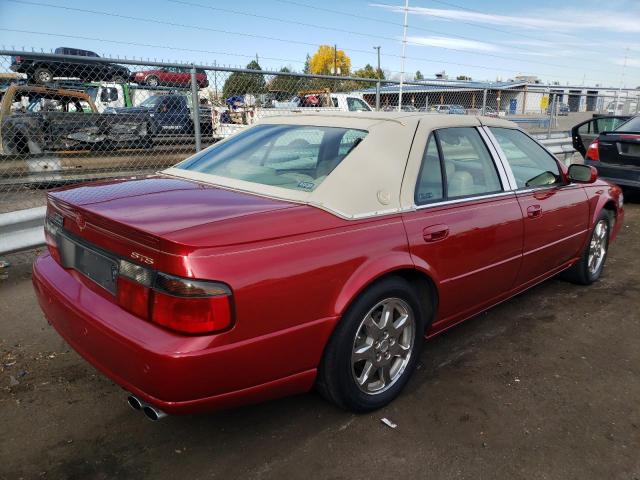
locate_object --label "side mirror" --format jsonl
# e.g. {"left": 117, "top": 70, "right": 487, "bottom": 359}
{"left": 568, "top": 164, "right": 598, "bottom": 184}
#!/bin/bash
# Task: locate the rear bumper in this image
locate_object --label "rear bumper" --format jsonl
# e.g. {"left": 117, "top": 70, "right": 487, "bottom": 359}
{"left": 33, "top": 254, "right": 335, "bottom": 414}
{"left": 588, "top": 160, "right": 640, "bottom": 189}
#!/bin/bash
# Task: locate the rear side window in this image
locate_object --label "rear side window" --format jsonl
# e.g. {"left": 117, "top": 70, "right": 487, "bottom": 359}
{"left": 437, "top": 128, "right": 502, "bottom": 198}
{"left": 347, "top": 98, "right": 371, "bottom": 111}
{"left": 178, "top": 124, "right": 368, "bottom": 191}
{"left": 415, "top": 135, "right": 443, "bottom": 205}
{"left": 490, "top": 128, "right": 561, "bottom": 189}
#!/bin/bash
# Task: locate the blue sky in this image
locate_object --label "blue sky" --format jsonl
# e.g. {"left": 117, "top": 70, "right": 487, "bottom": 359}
{"left": 1, "top": 0, "right": 639, "bottom": 87}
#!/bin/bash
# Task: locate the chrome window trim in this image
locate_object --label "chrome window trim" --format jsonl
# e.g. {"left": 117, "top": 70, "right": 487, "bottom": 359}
{"left": 477, "top": 126, "right": 517, "bottom": 191}
{"left": 480, "top": 126, "right": 518, "bottom": 191}
{"left": 413, "top": 191, "right": 515, "bottom": 211}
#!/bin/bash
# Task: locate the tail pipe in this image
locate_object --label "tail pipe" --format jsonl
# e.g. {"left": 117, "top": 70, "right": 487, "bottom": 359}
{"left": 126, "top": 394, "right": 167, "bottom": 421}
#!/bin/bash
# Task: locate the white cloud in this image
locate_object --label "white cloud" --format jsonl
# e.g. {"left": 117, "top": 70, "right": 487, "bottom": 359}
{"left": 612, "top": 57, "right": 640, "bottom": 68}
{"left": 370, "top": 3, "right": 640, "bottom": 33}
{"left": 406, "top": 35, "right": 499, "bottom": 52}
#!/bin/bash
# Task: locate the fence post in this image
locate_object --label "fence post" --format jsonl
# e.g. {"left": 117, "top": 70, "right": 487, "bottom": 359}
{"left": 375, "top": 81, "right": 381, "bottom": 111}
{"left": 547, "top": 93, "right": 556, "bottom": 137}
{"left": 190, "top": 64, "right": 202, "bottom": 152}
{"left": 481, "top": 89, "right": 487, "bottom": 116}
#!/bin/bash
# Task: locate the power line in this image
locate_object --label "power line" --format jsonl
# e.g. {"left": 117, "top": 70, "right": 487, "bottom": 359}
{"left": 0, "top": 28, "right": 306, "bottom": 67}
{"left": 1, "top": 0, "right": 619, "bottom": 83}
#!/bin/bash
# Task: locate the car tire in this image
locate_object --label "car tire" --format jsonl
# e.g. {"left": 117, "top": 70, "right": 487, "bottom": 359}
{"left": 146, "top": 76, "right": 159, "bottom": 87}
{"left": 33, "top": 67, "right": 53, "bottom": 84}
{"left": 316, "top": 276, "right": 426, "bottom": 412}
{"left": 561, "top": 209, "right": 612, "bottom": 285}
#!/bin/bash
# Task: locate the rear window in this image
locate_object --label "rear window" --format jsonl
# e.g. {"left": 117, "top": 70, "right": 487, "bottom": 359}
{"left": 617, "top": 116, "right": 640, "bottom": 132}
{"left": 177, "top": 124, "right": 367, "bottom": 191}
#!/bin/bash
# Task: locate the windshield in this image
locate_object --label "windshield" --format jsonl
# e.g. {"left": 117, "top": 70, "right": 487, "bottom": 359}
{"left": 140, "top": 96, "right": 163, "bottom": 108}
{"left": 177, "top": 124, "right": 368, "bottom": 192}
{"left": 616, "top": 116, "right": 640, "bottom": 132}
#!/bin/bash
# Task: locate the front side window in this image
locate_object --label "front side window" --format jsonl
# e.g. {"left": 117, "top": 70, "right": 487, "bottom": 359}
{"left": 490, "top": 127, "right": 561, "bottom": 189}
{"left": 437, "top": 128, "right": 502, "bottom": 198}
{"left": 177, "top": 124, "right": 367, "bottom": 191}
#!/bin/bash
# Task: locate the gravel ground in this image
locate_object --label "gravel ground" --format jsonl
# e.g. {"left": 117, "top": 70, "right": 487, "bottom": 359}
{"left": 1, "top": 196, "right": 639, "bottom": 480}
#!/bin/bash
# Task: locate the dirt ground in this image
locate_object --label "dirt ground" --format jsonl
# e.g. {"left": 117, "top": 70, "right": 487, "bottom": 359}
{"left": 1, "top": 196, "right": 639, "bottom": 480}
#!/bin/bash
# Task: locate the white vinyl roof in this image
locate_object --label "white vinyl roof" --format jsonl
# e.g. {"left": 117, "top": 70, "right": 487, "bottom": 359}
{"left": 162, "top": 112, "right": 517, "bottom": 219}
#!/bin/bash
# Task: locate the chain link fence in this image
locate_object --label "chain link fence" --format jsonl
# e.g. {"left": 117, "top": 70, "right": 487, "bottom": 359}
{"left": 1, "top": 49, "right": 639, "bottom": 259}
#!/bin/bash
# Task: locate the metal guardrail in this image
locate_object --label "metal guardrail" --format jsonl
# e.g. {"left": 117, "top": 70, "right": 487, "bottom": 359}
{"left": 0, "top": 206, "right": 46, "bottom": 255}
{"left": 0, "top": 136, "right": 576, "bottom": 256}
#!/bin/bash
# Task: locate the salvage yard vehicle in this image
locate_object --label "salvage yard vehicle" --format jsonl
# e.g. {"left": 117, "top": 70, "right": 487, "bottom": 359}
{"left": 130, "top": 66, "right": 209, "bottom": 88}
{"left": 33, "top": 113, "right": 624, "bottom": 419}
{"left": 0, "top": 85, "right": 150, "bottom": 155}
{"left": 10, "top": 47, "right": 130, "bottom": 84}
{"left": 105, "top": 93, "right": 214, "bottom": 139}
{"left": 573, "top": 115, "right": 640, "bottom": 190}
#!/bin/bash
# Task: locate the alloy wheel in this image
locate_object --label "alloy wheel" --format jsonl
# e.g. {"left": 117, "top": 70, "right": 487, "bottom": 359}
{"left": 351, "top": 298, "right": 415, "bottom": 394}
{"left": 588, "top": 219, "right": 609, "bottom": 276}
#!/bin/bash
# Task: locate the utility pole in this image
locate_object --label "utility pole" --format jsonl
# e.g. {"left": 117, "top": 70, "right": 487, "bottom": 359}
{"left": 398, "top": 0, "right": 409, "bottom": 111}
{"left": 373, "top": 46, "right": 381, "bottom": 111}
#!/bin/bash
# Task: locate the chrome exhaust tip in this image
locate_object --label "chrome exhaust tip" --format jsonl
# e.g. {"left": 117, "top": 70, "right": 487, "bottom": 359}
{"left": 142, "top": 405, "right": 167, "bottom": 421}
{"left": 127, "top": 394, "right": 143, "bottom": 411}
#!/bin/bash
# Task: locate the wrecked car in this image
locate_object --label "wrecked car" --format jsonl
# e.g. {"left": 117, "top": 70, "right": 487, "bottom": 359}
{"left": 0, "top": 85, "right": 150, "bottom": 155}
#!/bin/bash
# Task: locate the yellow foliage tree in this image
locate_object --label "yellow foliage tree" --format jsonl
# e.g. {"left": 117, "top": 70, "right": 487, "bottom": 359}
{"left": 309, "top": 45, "right": 351, "bottom": 76}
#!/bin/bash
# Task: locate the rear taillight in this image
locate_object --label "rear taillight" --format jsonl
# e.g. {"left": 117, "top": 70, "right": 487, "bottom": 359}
{"left": 586, "top": 138, "right": 600, "bottom": 161}
{"left": 116, "top": 261, "right": 232, "bottom": 334}
{"left": 44, "top": 211, "right": 62, "bottom": 263}
{"left": 151, "top": 273, "right": 232, "bottom": 334}
{"left": 14, "top": 56, "right": 22, "bottom": 63}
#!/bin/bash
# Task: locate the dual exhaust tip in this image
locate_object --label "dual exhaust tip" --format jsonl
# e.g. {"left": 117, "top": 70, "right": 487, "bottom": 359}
{"left": 127, "top": 394, "right": 167, "bottom": 421}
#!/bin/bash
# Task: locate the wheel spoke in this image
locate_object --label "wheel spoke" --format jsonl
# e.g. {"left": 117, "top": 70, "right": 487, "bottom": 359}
{"left": 379, "top": 365, "right": 392, "bottom": 386}
{"left": 390, "top": 341, "right": 410, "bottom": 358}
{"left": 363, "top": 315, "right": 382, "bottom": 339}
{"left": 352, "top": 344, "right": 373, "bottom": 363}
{"left": 392, "top": 313, "right": 409, "bottom": 334}
{"left": 357, "top": 361, "right": 375, "bottom": 386}
{"left": 379, "top": 302, "right": 394, "bottom": 329}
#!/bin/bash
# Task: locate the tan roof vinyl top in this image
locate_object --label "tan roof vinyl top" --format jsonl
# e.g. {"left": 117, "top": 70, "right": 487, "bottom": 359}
{"left": 163, "top": 113, "right": 519, "bottom": 219}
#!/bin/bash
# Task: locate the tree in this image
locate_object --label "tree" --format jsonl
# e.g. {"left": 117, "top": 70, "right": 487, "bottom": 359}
{"left": 222, "top": 60, "right": 266, "bottom": 99}
{"left": 309, "top": 45, "right": 351, "bottom": 76}
{"left": 456, "top": 75, "right": 472, "bottom": 81}
{"left": 415, "top": 70, "right": 424, "bottom": 81}
{"left": 267, "top": 67, "right": 297, "bottom": 98}
{"left": 303, "top": 54, "right": 311, "bottom": 74}
{"left": 339, "top": 64, "right": 386, "bottom": 91}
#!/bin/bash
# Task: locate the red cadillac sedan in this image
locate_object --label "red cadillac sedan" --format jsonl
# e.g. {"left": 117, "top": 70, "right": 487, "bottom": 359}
{"left": 33, "top": 113, "right": 623, "bottom": 420}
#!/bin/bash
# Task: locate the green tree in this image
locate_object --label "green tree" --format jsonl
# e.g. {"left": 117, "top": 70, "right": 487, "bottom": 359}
{"left": 222, "top": 60, "right": 266, "bottom": 99}
{"left": 415, "top": 70, "right": 424, "bottom": 80}
{"left": 303, "top": 54, "right": 311, "bottom": 74}
{"left": 267, "top": 67, "right": 298, "bottom": 98}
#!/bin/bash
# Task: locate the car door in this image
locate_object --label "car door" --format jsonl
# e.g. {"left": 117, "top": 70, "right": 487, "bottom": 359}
{"left": 401, "top": 124, "right": 524, "bottom": 327}
{"left": 572, "top": 116, "right": 630, "bottom": 157}
{"left": 486, "top": 127, "right": 589, "bottom": 287}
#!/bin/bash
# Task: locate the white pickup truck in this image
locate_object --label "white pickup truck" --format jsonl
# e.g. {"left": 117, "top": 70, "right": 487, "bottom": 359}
{"left": 214, "top": 92, "right": 373, "bottom": 139}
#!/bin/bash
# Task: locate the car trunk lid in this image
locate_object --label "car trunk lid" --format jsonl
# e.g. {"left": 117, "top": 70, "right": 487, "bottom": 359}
{"left": 599, "top": 132, "right": 640, "bottom": 167}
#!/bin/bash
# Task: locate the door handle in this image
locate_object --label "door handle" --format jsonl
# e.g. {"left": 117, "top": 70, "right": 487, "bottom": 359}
{"left": 527, "top": 205, "right": 542, "bottom": 218}
{"left": 423, "top": 224, "right": 449, "bottom": 242}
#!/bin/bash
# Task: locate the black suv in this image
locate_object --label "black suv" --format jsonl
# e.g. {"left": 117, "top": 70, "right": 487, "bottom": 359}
{"left": 11, "top": 47, "right": 130, "bottom": 85}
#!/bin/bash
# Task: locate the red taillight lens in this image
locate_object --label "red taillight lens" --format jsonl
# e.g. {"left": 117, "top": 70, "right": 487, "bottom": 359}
{"left": 152, "top": 291, "right": 232, "bottom": 334}
{"left": 44, "top": 211, "right": 62, "bottom": 263}
{"left": 150, "top": 273, "right": 232, "bottom": 334}
{"left": 117, "top": 276, "right": 150, "bottom": 319}
{"left": 586, "top": 138, "right": 600, "bottom": 161}
{"left": 14, "top": 56, "right": 22, "bottom": 63}
{"left": 116, "top": 264, "right": 233, "bottom": 334}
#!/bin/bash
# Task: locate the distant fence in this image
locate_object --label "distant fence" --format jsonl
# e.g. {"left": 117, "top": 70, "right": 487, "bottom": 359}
{"left": 0, "top": 49, "right": 638, "bottom": 222}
